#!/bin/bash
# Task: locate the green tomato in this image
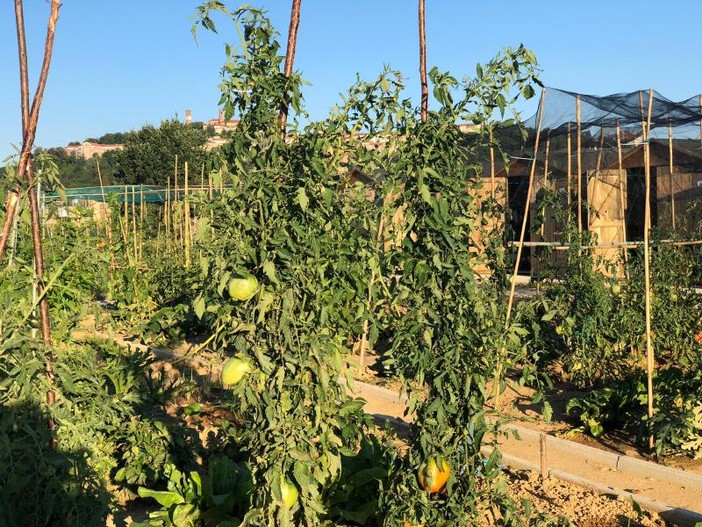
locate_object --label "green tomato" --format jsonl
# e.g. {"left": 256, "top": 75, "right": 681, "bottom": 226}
{"left": 280, "top": 478, "right": 299, "bottom": 508}
{"left": 220, "top": 357, "right": 252, "bottom": 387}
{"left": 556, "top": 325, "right": 565, "bottom": 336}
{"left": 228, "top": 274, "right": 259, "bottom": 301}
{"left": 611, "top": 284, "right": 621, "bottom": 295}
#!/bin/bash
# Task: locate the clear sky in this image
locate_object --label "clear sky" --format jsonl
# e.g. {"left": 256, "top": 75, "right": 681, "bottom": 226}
{"left": 2, "top": 1, "right": 702, "bottom": 160}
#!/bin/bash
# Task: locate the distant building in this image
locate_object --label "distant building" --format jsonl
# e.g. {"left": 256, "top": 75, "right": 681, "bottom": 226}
{"left": 207, "top": 110, "right": 239, "bottom": 134}
{"left": 64, "top": 141, "right": 124, "bottom": 159}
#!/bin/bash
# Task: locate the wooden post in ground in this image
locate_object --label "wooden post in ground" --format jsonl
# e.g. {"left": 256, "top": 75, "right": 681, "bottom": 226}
{"left": 576, "top": 95, "right": 583, "bottom": 234}
{"left": 166, "top": 175, "right": 171, "bottom": 256}
{"left": 506, "top": 87, "right": 546, "bottom": 323}
{"left": 540, "top": 136, "right": 551, "bottom": 238}
{"left": 184, "top": 161, "right": 191, "bottom": 268}
{"left": 95, "top": 158, "right": 113, "bottom": 245}
{"left": 567, "top": 123, "right": 572, "bottom": 210}
{"left": 496, "top": 88, "right": 546, "bottom": 408}
{"left": 642, "top": 88, "right": 655, "bottom": 451}
{"left": 132, "top": 186, "right": 138, "bottom": 265}
{"left": 615, "top": 122, "right": 628, "bottom": 266}
{"left": 540, "top": 433, "right": 548, "bottom": 480}
{"left": 489, "top": 127, "right": 496, "bottom": 200}
{"left": 668, "top": 121, "right": 676, "bottom": 231}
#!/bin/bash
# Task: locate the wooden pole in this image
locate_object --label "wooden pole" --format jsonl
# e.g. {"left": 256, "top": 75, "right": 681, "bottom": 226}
{"left": 668, "top": 121, "right": 676, "bottom": 231}
{"left": 540, "top": 137, "right": 551, "bottom": 238}
{"left": 540, "top": 433, "right": 548, "bottom": 480}
{"left": 576, "top": 95, "right": 583, "bottom": 234}
{"left": 0, "top": 0, "right": 60, "bottom": 266}
{"left": 418, "top": 0, "right": 428, "bottom": 123}
{"left": 643, "top": 88, "right": 655, "bottom": 451}
{"left": 616, "top": 122, "right": 628, "bottom": 265}
{"left": 174, "top": 155, "right": 180, "bottom": 254}
{"left": 506, "top": 88, "right": 546, "bottom": 323}
{"left": 132, "top": 186, "right": 138, "bottom": 265}
{"left": 496, "top": 88, "right": 546, "bottom": 408}
{"left": 567, "top": 123, "right": 572, "bottom": 210}
{"left": 698, "top": 94, "right": 701, "bottom": 149}
{"left": 184, "top": 161, "right": 191, "bottom": 268}
{"left": 589, "top": 124, "right": 607, "bottom": 231}
{"left": 166, "top": 174, "right": 171, "bottom": 255}
{"left": 123, "top": 186, "right": 129, "bottom": 249}
{"left": 95, "top": 157, "right": 113, "bottom": 245}
{"left": 278, "top": 0, "right": 302, "bottom": 136}
{"left": 489, "top": 127, "right": 496, "bottom": 200}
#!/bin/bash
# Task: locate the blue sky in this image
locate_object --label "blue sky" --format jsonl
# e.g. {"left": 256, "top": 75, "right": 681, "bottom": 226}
{"left": 2, "top": 1, "right": 702, "bottom": 160}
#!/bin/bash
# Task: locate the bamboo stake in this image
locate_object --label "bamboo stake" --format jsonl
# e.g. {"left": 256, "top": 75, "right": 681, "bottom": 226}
{"left": 123, "top": 186, "right": 129, "bottom": 247}
{"left": 489, "top": 127, "right": 496, "bottom": 200}
{"left": 95, "top": 157, "right": 113, "bottom": 245}
{"left": 140, "top": 187, "right": 145, "bottom": 262}
{"left": 567, "top": 123, "right": 572, "bottom": 210}
{"left": 174, "top": 155, "right": 180, "bottom": 255}
{"left": 132, "top": 186, "right": 138, "bottom": 265}
{"left": 576, "top": 96, "right": 583, "bottom": 234}
{"left": 668, "top": 121, "right": 676, "bottom": 231}
{"left": 506, "top": 87, "right": 546, "bottom": 323}
{"left": 0, "top": 0, "right": 60, "bottom": 267}
{"left": 184, "top": 161, "right": 191, "bottom": 268}
{"left": 643, "top": 88, "right": 655, "bottom": 451}
{"left": 584, "top": 124, "right": 607, "bottom": 234}
{"left": 278, "top": 0, "right": 302, "bottom": 136}
{"left": 616, "top": 122, "right": 629, "bottom": 265}
{"left": 496, "top": 88, "right": 546, "bottom": 408}
{"left": 163, "top": 176, "right": 171, "bottom": 254}
{"left": 698, "top": 94, "right": 701, "bottom": 149}
{"left": 540, "top": 137, "right": 551, "bottom": 238}
{"left": 418, "top": 0, "right": 428, "bottom": 123}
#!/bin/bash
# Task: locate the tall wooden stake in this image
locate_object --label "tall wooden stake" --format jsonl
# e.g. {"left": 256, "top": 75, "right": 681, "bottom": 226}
{"left": 496, "top": 88, "right": 546, "bottom": 408}
{"left": 489, "top": 127, "right": 496, "bottom": 200}
{"left": 643, "top": 89, "right": 655, "bottom": 451}
{"left": 668, "top": 121, "right": 676, "bottom": 231}
{"left": 567, "top": 123, "right": 572, "bottom": 209}
{"left": 540, "top": 137, "right": 551, "bottom": 237}
{"left": 506, "top": 87, "right": 546, "bottom": 324}
{"left": 0, "top": 0, "right": 60, "bottom": 268}
{"left": 278, "top": 0, "right": 302, "bottom": 136}
{"left": 616, "top": 121, "right": 628, "bottom": 265}
{"left": 576, "top": 95, "right": 583, "bottom": 234}
{"left": 418, "top": 0, "right": 428, "bottom": 123}
{"left": 184, "top": 161, "right": 191, "bottom": 268}
{"left": 166, "top": 175, "right": 171, "bottom": 255}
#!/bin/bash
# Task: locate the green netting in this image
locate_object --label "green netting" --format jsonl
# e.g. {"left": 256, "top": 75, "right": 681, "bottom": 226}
{"left": 43, "top": 185, "right": 188, "bottom": 204}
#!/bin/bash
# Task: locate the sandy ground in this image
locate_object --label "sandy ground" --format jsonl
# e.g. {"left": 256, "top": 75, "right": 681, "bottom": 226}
{"left": 85, "top": 327, "right": 691, "bottom": 526}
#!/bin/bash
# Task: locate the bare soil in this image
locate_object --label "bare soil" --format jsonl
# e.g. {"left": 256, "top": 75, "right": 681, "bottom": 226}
{"left": 82, "top": 326, "right": 680, "bottom": 526}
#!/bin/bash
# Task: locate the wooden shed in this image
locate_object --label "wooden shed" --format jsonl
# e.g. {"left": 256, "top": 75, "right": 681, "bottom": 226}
{"left": 483, "top": 140, "right": 702, "bottom": 277}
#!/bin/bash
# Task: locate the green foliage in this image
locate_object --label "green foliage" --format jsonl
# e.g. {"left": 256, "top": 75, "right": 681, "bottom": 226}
{"left": 567, "top": 359, "right": 702, "bottom": 457}
{"left": 114, "top": 120, "right": 208, "bottom": 185}
{"left": 135, "top": 457, "right": 254, "bottom": 526}
{"left": 36, "top": 147, "right": 119, "bottom": 188}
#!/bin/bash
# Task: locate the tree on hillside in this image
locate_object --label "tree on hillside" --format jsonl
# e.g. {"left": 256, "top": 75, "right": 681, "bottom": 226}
{"left": 84, "top": 131, "right": 129, "bottom": 145}
{"left": 113, "top": 120, "right": 208, "bottom": 185}
{"left": 37, "top": 147, "right": 118, "bottom": 188}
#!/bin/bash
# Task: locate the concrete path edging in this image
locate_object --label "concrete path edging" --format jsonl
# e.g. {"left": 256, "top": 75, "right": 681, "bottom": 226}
{"left": 353, "top": 380, "right": 702, "bottom": 526}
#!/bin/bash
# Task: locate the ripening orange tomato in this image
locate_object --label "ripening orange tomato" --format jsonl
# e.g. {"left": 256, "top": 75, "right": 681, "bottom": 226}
{"left": 417, "top": 457, "right": 450, "bottom": 494}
